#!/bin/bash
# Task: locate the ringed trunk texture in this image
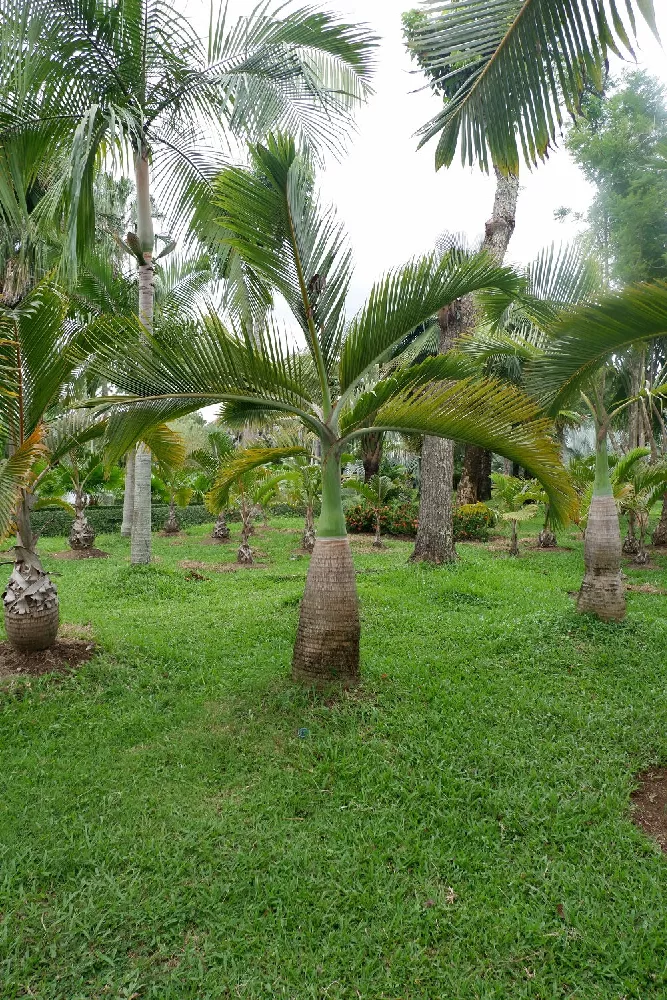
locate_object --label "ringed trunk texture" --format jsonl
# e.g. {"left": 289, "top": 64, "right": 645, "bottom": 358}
{"left": 69, "top": 511, "right": 95, "bottom": 551}
{"left": 652, "top": 493, "right": 667, "bottom": 546}
{"left": 131, "top": 442, "right": 153, "bottom": 565}
{"left": 292, "top": 537, "right": 360, "bottom": 687}
{"left": 212, "top": 513, "right": 230, "bottom": 541}
{"left": 121, "top": 448, "right": 136, "bottom": 537}
{"left": 577, "top": 496, "right": 626, "bottom": 621}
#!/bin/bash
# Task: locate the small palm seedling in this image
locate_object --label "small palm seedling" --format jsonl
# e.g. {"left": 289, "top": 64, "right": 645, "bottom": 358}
{"left": 490, "top": 474, "right": 538, "bottom": 556}
{"left": 344, "top": 474, "right": 403, "bottom": 548}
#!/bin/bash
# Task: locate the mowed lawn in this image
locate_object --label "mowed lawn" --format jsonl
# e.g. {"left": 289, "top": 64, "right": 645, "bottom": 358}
{"left": 1, "top": 520, "right": 667, "bottom": 999}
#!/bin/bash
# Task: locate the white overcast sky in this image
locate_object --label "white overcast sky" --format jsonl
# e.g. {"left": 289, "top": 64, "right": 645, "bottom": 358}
{"left": 184, "top": 0, "right": 667, "bottom": 314}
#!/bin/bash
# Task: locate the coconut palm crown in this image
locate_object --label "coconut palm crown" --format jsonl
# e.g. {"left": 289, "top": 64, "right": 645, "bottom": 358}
{"left": 408, "top": 0, "right": 659, "bottom": 173}
{"left": 86, "top": 134, "right": 575, "bottom": 684}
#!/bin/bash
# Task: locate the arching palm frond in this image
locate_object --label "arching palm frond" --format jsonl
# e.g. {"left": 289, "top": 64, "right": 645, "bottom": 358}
{"left": 205, "top": 445, "right": 307, "bottom": 513}
{"left": 0, "top": 426, "right": 47, "bottom": 541}
{"left": 528, "top": 280, "right": 667, "bottom": 414}
{"left": 410, "top": 0, "right": 659, "bottom": 172}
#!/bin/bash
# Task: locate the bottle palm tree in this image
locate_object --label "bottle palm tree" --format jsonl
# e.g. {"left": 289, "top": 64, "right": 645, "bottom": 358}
{"left": 0, "top": 281, "right": 76, "bottom": 650}
{"left": 1, "top": 0, "right": 376, "bottom": 566}
{"left": 88, "top": 134, "right": 574, "bottom": 685}
{"left": 528, "top": 280, "right": 667, "bottom": 620}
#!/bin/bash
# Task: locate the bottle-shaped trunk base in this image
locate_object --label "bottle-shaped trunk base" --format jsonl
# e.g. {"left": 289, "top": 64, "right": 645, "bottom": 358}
{"left": 292, "top": 537, "right": 360, "bottom": 687}
{"left": 577, "top": 495, "right": 626, "bottom": 621}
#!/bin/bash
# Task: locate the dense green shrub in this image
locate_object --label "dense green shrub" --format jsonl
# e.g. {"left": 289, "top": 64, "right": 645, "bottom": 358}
{"left": 453, "top": 503, "right": 496, "bottom": 541}
{"left": 345, "top": 500, "right": 496, "bottom": 541}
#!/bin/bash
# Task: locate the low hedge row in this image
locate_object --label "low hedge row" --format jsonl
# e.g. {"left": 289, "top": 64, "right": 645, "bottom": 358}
{"left": 345, "top": 501, "right": 495, "bottom": 541}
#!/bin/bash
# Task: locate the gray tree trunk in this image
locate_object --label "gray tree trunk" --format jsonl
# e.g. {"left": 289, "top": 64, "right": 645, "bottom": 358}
{"left": 456, "top": 168, "right": 520, "bottom": 506}
{"left": 130, "top": 146, "right": 155, "bottom": 566}
{"left": 121, "top": 447, "right": 136, "bottom": 537}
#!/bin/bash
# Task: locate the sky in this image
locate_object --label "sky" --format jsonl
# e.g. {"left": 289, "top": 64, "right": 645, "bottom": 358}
{"left": 184, "top": 0, "right": 667, "bottom": 314}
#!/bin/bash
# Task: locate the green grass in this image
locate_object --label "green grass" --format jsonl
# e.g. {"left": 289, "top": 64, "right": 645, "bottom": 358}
{"left": 1, "top": 520, "right": 667, "bottom": 999}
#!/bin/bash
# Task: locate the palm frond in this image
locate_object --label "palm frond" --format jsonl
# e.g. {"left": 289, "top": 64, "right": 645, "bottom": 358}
{"left": 347, "top": 376, "right": 576, "bottom": 523}
{"left": 527, "top": 280, "right": 667, "bottom": 413}
{"left": 410, "top": 0, "right": 659, "bottom": 172}
{"left": 0, "top": 425, "right": 47, "bottom": 541}
{"left": 338, "top": 250, "right": 521, "bottom": 397}
{"left": 205, "top": 444, "right": 307, "bottom": 513}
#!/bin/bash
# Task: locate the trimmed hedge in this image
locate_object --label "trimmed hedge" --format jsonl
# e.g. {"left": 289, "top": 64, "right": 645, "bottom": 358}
{"left": 30, "top": 503, "right": 313, "bottom": 537}
{"left": 346, "top": 500, "right": 495, "bottom": 541}
{"left": 30, "top": 504, "right": 215, "bottom": 537}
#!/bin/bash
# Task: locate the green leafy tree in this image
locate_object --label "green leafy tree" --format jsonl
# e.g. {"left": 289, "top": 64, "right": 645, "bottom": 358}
{"left": 87, "top": 135, "right": 574, "bottom": 686}
{"left": 0, "top": 0, "right": 376, "bottom": 566}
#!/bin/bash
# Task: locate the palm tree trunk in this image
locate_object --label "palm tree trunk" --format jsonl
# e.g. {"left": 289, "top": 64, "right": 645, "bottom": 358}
{"left": 577, "top": 434, "right": 626, "bottom": 621}
{"left": 130, "top": 146, "right": 154, "bottom": 566}
{"left": 373, "top": 508, "right": 383, "bottom": 548}
{"left": 652, "top": 493, "right": 667, "bottom": 546}
{"left": 361, "top": 432, "right": 383, "bottom": 482}
{"left": 302, "top": 504, "right": 316, "bottom": 552}
{"left": 121, "top": 447, "right": 135, "bottom": 537}
{"left": 456, "top": 168, "right": 520, "bottom": 506}
{"left": 411, "top": 302, "right": 464, "bottom": 564}
{"left": 131, "top": 443, "right": 153, "bottom": 563}
{"left": 509, "top": 519, "right": 519, "bottom": 556}
{"left": 292, "top": 449, "right": 360, "bottom": 686}
{"left": 4, "top": 491, "right": 59, "bottom": 652}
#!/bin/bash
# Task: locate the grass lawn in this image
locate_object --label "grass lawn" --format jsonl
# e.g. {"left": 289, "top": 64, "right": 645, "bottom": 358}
{"left": 1, "top": 519, "right": 667, "bottom": 999}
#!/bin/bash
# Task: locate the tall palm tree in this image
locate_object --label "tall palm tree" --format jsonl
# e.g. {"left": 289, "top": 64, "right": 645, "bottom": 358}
{"left": 86, "top": 135, "right": 574, "bottom": 685}
{"left": 0, "top": 0, "right": 376, "bottom": 566}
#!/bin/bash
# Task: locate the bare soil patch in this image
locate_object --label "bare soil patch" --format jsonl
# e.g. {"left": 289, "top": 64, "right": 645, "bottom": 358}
{"left": 631, "top": 768, "right": 667, "bottom": 852}
{"left": 53, "top": 548, "right": 109, "bottom": 559}
{"left": 0, "top": 630, "right": 96, "bottom": 678}
{"left": 627, "top": 583, "right": 667, "bottom": 595}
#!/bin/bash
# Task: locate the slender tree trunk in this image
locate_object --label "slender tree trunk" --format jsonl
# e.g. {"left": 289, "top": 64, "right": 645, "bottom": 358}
{"left": 410, "top": 302, "right": 464, "bottom": 564}
{"left": 361, "top": 432, "right": 383, "bottom": 482}
{"left": 508, "top": 519, "right": 519, "bottom": 556}
{"left": 121, "top": 447, "right": 135, "bottom": 537}
{"left": 373, "top": 508, "right": 383, "bottom": 548}
{"left": 456, "top": 168, "right": 520, "bottom": 505}
{"left": 163, "top": 495, "right": 180, "bottom": 535}
{"left": 130, "top": 146, "right": 155, "bottom": 566}
{"left": 577, "top": 435, "right": 626, "bottom": 621}
{"left": 238, "top": 495, "right": 253, "bottom": 564}
{"left": 302, "top": 504, "right": 316, "bottom": 552}
{"left": 131, "top": 443, "right": 153, "bottom": 563}
{"left": 292, "top": 449, "right": 360, "bottom": 686}
{"left": 652, "top": 493, "right": 667, "bottom": 546}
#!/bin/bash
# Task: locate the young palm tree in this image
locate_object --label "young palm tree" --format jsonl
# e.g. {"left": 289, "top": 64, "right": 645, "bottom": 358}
{"left": 0, "top": 281, "right": 74, "bottom": 649}
{"left": 344, "top": 474, "right": 403, "bottom": 548}
{"left": 489, "top": 473, "right": 538, "bottom": 556}
{"left": 88, "top": 135, "right": 574, "bottom": 685}
{"left": 528, "top": 280, "right": 667, "bottom": 620}
{"left": 1, "top": 0, "right": 376, "bottom": 566}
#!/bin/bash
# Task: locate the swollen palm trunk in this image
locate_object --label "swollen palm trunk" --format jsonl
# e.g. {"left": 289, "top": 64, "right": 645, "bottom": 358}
{"left": 292, "top": 537, "right": 360, "bottom": 686}
{"left": 577, "top": 439, "right": 625, "bottom": 621}
{"left": 3, "top": 549, "right": 59, "bottom": 652}
{"left": 69, "top": 511, "right": 95, "bottom": 551}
